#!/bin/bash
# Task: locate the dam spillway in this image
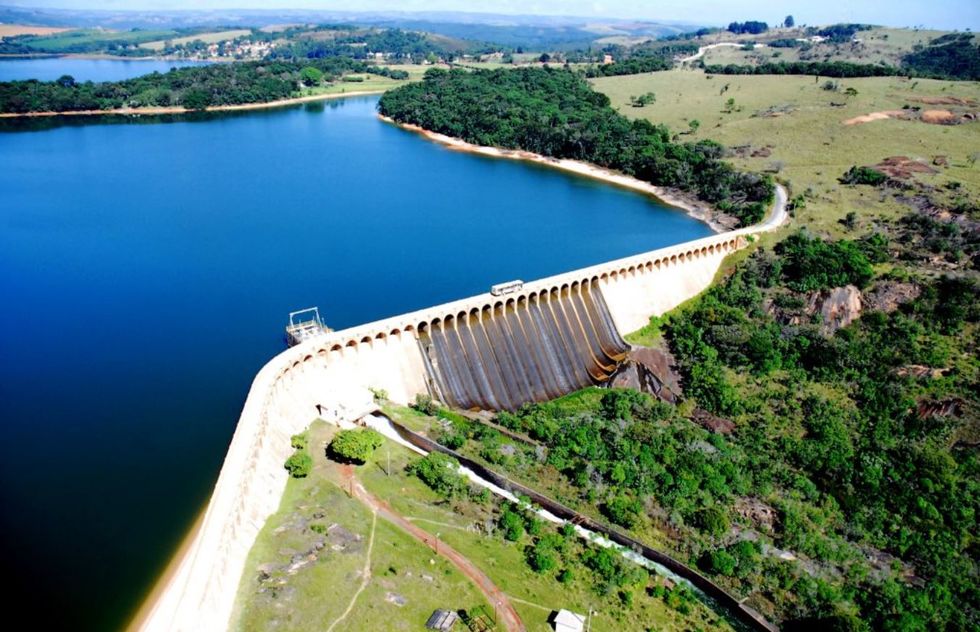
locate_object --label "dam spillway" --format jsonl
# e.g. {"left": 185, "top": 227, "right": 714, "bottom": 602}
{"left": 419, "top": 281, "right": 629, "bottom": 410}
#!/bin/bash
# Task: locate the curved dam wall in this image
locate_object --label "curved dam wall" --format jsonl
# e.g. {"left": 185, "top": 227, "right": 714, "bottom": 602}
{"left": 138, "top": 201, "right": 784, "bottom": 630}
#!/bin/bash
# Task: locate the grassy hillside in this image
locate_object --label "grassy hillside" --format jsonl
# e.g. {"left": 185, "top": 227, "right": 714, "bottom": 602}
{"left": 592, "top": 69, "right": 980, "bottom": 237}
{"left": 697, "top": 27, "right": 961, "bottom": 68}
{"left": 139, "top": 29, "right": 251, "bottom": 51}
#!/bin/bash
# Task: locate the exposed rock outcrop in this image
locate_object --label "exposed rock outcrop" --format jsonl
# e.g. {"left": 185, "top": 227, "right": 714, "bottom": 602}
{"left": 864, "top": 281, "right": 921, "bottom": 313}
{"left": 690, "top": 409, "right": 736, "bottom": 435}
{"left": 807, "top": 285, "right": 862, "bottom": 334}
{"left": 609, "top": 346, "right": 682, "bottom": 404}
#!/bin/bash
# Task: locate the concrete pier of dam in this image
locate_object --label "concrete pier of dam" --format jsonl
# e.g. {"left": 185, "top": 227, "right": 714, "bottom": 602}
{"left": 137, "top": 186, "right": 787, "bottom": 632}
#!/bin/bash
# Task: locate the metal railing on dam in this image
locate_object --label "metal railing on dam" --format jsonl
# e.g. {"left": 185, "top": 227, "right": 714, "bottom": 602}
{"left": 137, "top": 187, "right": 787, "bottom": 632}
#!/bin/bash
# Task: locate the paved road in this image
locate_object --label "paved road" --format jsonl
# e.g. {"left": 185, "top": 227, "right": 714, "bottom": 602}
{"left": 341, "top": 468, "right": 526, "bottom": 632}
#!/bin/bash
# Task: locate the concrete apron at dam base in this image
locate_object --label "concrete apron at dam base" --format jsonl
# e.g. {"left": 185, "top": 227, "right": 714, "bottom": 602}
{"left": 136, "top": 186, "right": 787, "bottom": 632}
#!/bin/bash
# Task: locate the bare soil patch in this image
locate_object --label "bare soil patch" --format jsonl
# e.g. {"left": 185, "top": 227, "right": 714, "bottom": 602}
{"left": 920, "top": 109, "right": 957, "bottom": 124}
{"left": 875, "top": 156, "right": 938, "bottom": 179}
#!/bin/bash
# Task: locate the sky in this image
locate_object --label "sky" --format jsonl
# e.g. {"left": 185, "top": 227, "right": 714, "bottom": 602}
{"left": 9, "top": 1, "right": 980, "bottom": 31}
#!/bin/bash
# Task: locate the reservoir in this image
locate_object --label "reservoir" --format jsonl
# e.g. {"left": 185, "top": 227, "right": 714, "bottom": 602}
{"left": 0, "top": 57, "right": 210, "bottom": 82}
{"left": 0, "top": 95, "right": 713, "bottom": 630}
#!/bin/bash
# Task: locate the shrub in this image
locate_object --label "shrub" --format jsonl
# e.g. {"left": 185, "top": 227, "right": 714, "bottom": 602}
{"left": 290, "top": 432, "right": 308, "bottom": 450}
{"left": 284, "top": 451, "right": 312, "bottom": 478}
{"left": 694, "top": 506, "right": 731, "bottom": 537}
{"left": 839, "top": 166, "right": 888, "bottom": 186}
{"left": 327, "top": 429, "right": 383, "bottom": 464}
{"left": 602, "top": 494, "right": 644, "bottom": 529}
{"left": 499, "top": 507, "right": 525, "bottom": 541}
{"left": 412, "top": 393, "right": 438, "bottom": 415}
{"left": 525, "top": 538, "right": 558, "bottom": 572}
{"left": 407, "top": 452, "right": 467, "bottom": 498}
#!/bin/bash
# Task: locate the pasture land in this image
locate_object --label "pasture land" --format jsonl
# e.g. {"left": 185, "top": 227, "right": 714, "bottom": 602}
{"left": 231, "top": 421, "right": 491, "bottom": 632}
{"left": 9, "top": 28, "right": 179, "bottom": 53}
{"left": 592, "top": 69, "right": 980, "bottom": 238}
{"left": 140, "top": 30, "right": 252, "bottom": 51}
{"left": 700, "top": 27, "right": 955, "bottom": 67}
{"left": 0, "top": 24, "right": 70, "bottom": 40}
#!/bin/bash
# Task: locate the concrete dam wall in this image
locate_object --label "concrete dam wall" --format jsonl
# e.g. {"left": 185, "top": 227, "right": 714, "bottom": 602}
{"left": 421, "top": 280, "right": 629, "bottom": 411}
{"left": 138, "top": 185, "right": 787, "bottom": 632}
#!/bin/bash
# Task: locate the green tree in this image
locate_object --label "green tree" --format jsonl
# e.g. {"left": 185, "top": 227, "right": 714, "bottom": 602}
{"left": 299, "top": 66, "right": 324, "bottom": 86}
{"left": 327, "top": 429, "right": 383, "bottom": 464}
{"left": 499, "top": 507, "right": 525, "bottom": 541}
{"left": 785, "top": 15, "right": 795, "bottom": 28}
{"left": 688, "top": 119, "right": 701, "bottom": 134}
{"left": 181, "top": 88, "right": 211, "bottom": 110}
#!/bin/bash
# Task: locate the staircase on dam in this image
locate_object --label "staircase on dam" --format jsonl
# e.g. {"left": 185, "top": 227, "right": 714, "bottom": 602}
{"left": 418, "top": 280, "right": 629, "bottom": 411}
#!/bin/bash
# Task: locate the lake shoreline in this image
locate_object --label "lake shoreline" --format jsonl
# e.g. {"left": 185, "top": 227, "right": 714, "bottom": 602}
{"left": 0, "top": 89, "right": 385, "bottom": 118}
{"left": 379, "top": 115, "right": 732, "bottom": 233}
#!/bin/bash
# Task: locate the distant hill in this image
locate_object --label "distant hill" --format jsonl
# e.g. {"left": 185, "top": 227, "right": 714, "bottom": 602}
{"left": 0, "top": 5, "right": 703, "bottom": 50}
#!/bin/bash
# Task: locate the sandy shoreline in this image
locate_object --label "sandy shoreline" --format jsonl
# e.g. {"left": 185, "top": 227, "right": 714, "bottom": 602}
{"left": 0, "top": 90, "right": 385, "bottom": 119}
{"left": 379, "top": 115, "right": 731, "bottom": 232}
{"left": 125, "top": 507, "right": 206, "bottom": 631}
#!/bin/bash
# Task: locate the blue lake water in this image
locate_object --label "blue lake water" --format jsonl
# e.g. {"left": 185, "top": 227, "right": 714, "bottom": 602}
{"left": 0, "top": 96, "right": 713, "bottom": 630}
{"left": 0, "top": 57, "right": 210, "bottom": 82}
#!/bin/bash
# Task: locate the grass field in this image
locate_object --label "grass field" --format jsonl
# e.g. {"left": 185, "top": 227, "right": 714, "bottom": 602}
{"left": 11, "top": 28, "right": 179, "bottom": 53}
{"left": 592, "top": 69, "right": 980, "bottom": 238}
{"left": 0, "top": 24, "right": 70, "bottom": 40}
{"left": 699, "top": 28, "right": 956, "bottom": 67}
{"left": 140, "top": 29, "right": 252, "bottom": 51}
{"left": 231, "top": 421, "right": 491, "bottom": 632}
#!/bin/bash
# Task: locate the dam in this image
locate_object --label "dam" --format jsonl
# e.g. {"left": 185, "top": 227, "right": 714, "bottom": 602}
{"left": 139, "top": 186, "right": 787, "bottom": 632}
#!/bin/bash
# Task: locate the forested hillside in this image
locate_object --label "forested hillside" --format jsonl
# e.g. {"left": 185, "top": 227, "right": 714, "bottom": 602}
{"left": 0, "top": 58, "right": 407, "bottom": 113}
{"left": 379, "top": 67, "right": 774, "bottom": 226}
{"left": 429, "top": 233, "right": 978, "bottom": 629}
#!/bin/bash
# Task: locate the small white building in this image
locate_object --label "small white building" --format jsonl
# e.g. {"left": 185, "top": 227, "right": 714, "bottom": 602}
{"left": 552, "top": 609, "right": 586, "bottom": 632}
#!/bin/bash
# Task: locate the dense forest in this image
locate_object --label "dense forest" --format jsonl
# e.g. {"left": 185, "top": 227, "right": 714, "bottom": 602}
{"left": 0, "top": 58, "right": 406, "bottom": 113}
{"left": 428, "top": 228, "right": 979, "bottom": 629}
{"left": 379, "top": 67, "right": 774, "bottom": 226}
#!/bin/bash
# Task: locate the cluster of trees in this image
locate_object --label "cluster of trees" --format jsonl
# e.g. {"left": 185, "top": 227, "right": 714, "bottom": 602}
{"left": 727, "top": 21, "right": 769, "bottom": 35}
{"left": 583, "top": 55, "right": 673, "bottom": 77}
{"left": 272, "top": 27, "right": 454, "bottom": 63}
{"left": 839, "top": 165, "right": 889, "bottom": 186}
{"left": 0, "top": 57, "right": 401, "bottom": 114}
{"left": 704, "top": 60, "right": 902, "bottom": 78}
{"left": 705, "top": 32, "right": 978, "bottom": 81}
{"left": 903, "top": 33, "right": 980, "bottom": 81}
{"left": 816, "top": 23, "right": 873, "bottom": 43}
{"left": 379, "top": 67, "right": 773, "bottom": 226}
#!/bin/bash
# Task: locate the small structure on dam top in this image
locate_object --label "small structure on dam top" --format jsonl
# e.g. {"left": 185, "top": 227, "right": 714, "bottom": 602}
{"left": 285, "top": 307, "right": 331, "bottom": 346}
